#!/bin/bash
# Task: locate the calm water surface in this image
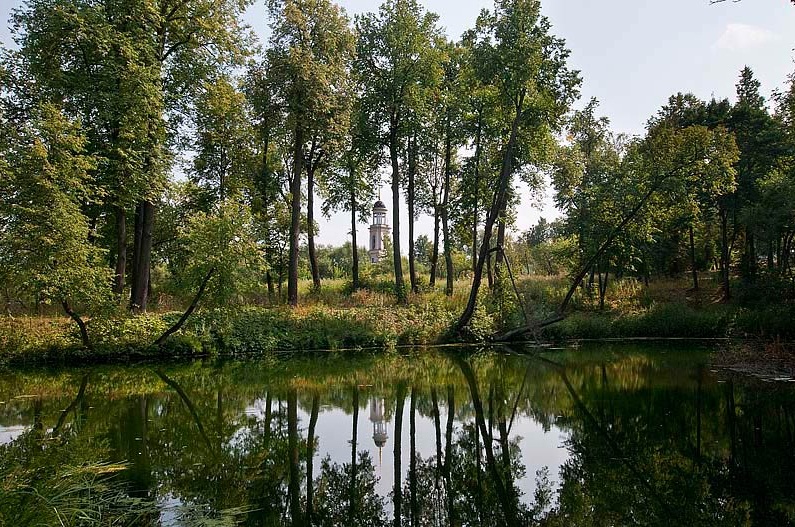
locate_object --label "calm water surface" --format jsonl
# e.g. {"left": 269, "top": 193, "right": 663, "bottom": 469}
{"left": 1, "top": 344, "right": 793, "bottom": 526}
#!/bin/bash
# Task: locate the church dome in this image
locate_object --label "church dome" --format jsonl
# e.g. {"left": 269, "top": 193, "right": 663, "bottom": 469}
{"left": 373, "top": 431, "right": 388, "bottom": 448}
{"left": 373, "top": 200, "right": 387, "bottom": 210}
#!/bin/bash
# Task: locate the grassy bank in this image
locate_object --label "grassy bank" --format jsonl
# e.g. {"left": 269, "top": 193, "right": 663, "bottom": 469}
{"left": 1, "top": 275, "right": 792, "bottom": 366}
{"left": 0, "top": 300, "right": 461, "bottom": 366}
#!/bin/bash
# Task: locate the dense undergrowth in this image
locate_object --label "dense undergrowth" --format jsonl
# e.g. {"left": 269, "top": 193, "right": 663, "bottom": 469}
{"left": 1, "top": 274, "right": 793, "bottom": 366}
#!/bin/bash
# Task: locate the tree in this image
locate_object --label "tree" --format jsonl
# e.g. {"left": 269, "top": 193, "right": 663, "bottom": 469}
{"left": 499, "top": 122, "right": 739, "bottom": 341}
{"left": 456, "top": 0, "right": 580, "bottom": 333}
{"left": 8, "top": 0, "right": 253, "bottom": 312}
{"left": 322, "top": 100, "right": 380, "bottom": 290}
{"left": 0, "top": 104, "right": 112, "bottom": 349}
{"left": 267, "top": 0, "right": 356, "bottom": 305}
{"left": 190, "top": 76, "right": 255, "bottom": 210}
{"left": 438, "top": 41, "right": 466, "bottom": 297}
{"left": 356, "top": 0, "right": 443, "bottom": 302}
{"left": 552, "top": 98, "right": 623, "bottom": 304}
{"left": 729, "top": 67, "right": 787, "bottom": 282}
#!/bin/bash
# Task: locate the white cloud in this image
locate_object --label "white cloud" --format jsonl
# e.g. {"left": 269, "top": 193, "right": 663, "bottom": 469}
{"left": 714, "top": 23, "right": 779, "bottom": 51}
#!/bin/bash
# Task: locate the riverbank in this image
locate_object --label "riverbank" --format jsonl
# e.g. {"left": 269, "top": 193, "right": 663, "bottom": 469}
{"left": 0, "top": 303, "right": 460, "bottom": 366}
{"left": 1, "top": 277, "right": 792, "bottom": 366}
{"left": 713, "top": 340, "right": 795, "bottom": 380}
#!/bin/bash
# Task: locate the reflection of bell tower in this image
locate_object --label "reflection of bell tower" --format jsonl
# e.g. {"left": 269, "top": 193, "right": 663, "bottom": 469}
{"left": 369, "top": 396, "right": 388, "bottom": 464}
{"left": 368, "top": 200, "right": 389, "bottom": 263}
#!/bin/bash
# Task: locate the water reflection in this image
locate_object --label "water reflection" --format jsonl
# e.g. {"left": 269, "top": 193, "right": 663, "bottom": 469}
{"left": 1, "top": 345, "right": 794, "bottom": 526}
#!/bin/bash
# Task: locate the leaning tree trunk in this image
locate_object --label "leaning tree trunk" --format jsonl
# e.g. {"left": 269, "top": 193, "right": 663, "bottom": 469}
{"left": 307, "top": 167, "right": 321, "bottom": 292}
{"left": 154, "top": 268, "right": 215, "bottom": 346}
{"left": 456, "top": 94, "right": 524, "bottom": 333}
{"left": 495, "top": 218, "right": 507, "bottom": 289}
{"left": 389, "top": 115, "right": 406, "bottom": 302}
{"left": 288, "top": 124, "right": 304, "bottom": 307}
{"left": 62, "top": 300, "right": 92, "bottom": 351}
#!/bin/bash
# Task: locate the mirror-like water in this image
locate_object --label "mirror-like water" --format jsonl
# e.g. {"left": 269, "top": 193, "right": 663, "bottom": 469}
{"left": 1, "top": 344, "right": 793, "bottom": 526}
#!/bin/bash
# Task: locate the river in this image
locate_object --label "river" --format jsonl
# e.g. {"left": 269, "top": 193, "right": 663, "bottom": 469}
{"left": 1, "top": 343, "right": 793, "bottom": 526}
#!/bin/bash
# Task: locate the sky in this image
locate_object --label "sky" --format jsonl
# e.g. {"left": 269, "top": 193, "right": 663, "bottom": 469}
{"left": 2, "top": 0, "right": 794, "bottom": 250}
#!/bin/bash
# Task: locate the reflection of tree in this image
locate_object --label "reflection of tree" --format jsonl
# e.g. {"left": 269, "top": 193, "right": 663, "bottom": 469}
{"left": 456, "top": 357, "right": 523, "bottom": 527}
{"left": 313, "top": 453, "right": 387, "bottom": 527}
{"left": 306, "top": 392, "right": 320, "bottom": 525}
{"left": 4, "top": 349, "right": 795, "bottom": 525}
{"left": 350, "top": 385, "right": 360, "bottom": 523}
{"left": 0, "top": 376, "right": 160, "bottom": 526}
{"left": 393, "top": 382, "right": 407, "bottom": 527}
{"left": 288, "top": 389, "right": 303, "bottom": 526}
{"left": 527, "top": 353, "right": 755, "bottom": 527}
{"left": 52, "top": 373, "right": 88, "bottom": 438}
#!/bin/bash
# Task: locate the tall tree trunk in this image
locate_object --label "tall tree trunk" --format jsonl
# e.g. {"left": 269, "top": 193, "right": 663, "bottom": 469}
{"left": 288, "top": 125, "right": 304, "bottom": 307}
{"left": 599, "top": 268, "right": 609, "bottom": 310}
{"left": 350, "top": 186, "right": 360, "bottom": 290}
{"left": 287, "top": 390, "right": 302, "bottom": 526}
{"left": 767, "top": 239, "right": 775, "bottom": 272}
{"left": 131, "top": 200, "right": 154, "bottom": 313}
{"left": 689, "top": 224, "right": 699, "bottom": 291}
{"left": 393, "top": 383, "right": 407, "bottom": 527}
{"left": 266, "top": 271, "right": 275, "bottom": 302}
{"left": 442, "top": 121, "right": 454, "bottom": 297}
{"left": 430, "top": 201, "right": 440, "bottom": 287}
{"left": 389, "top": 115, "right": 406, "bottom": 302}
{"left": 408, "top": 134, "right": 418, "bottom": 294}
{"left": 472, "top": 107, "right": 483, "bottom": 275}
{"left": 720, "top": 205, "right": 731, "bottom": 300}
{"left": 307, "top": 167, "right": 321, "bottom": 291}
{"left": 747, "top": 231, "right": 757, "bottom": 281}
{"left": 455, "top": 96, "right": 523, "bottom": 333}
{"left": 114, "top": 205, "right": 127, "bottom": 295}
{"left": 306, "top": 393, "right": 320, "bottom": 526}
{"left": 487, "top": 244, "right": 495, "bottom": 290}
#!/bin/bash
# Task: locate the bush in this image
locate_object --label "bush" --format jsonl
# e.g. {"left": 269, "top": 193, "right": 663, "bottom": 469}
{"left": 733, "top": 306, "right": 795, "bottom": 339}
{"left": 541, "top": 303, "right": 732, "bottom": 340}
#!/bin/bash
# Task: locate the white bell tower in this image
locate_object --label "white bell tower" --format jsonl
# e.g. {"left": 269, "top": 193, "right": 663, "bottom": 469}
{"left": 368, "top": 200, "right": 390, "bottom": 263}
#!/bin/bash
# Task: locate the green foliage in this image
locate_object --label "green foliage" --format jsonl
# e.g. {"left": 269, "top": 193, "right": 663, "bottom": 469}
{"left": 0, "top": 104, "right": 113, "bottom": 318}
{"left": 191, "top": 76, "right": 256, "bottom": 208}
{"left": 172, "top": 200, "right": 265, "bottom": 307}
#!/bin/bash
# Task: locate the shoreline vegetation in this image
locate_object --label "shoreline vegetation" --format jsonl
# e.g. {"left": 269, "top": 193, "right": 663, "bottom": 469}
{"left": 2, "top": 276, "right": 793, "bottom": 367}
{"left": 1, "top": 0, "right": 793, "bottom": 374}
